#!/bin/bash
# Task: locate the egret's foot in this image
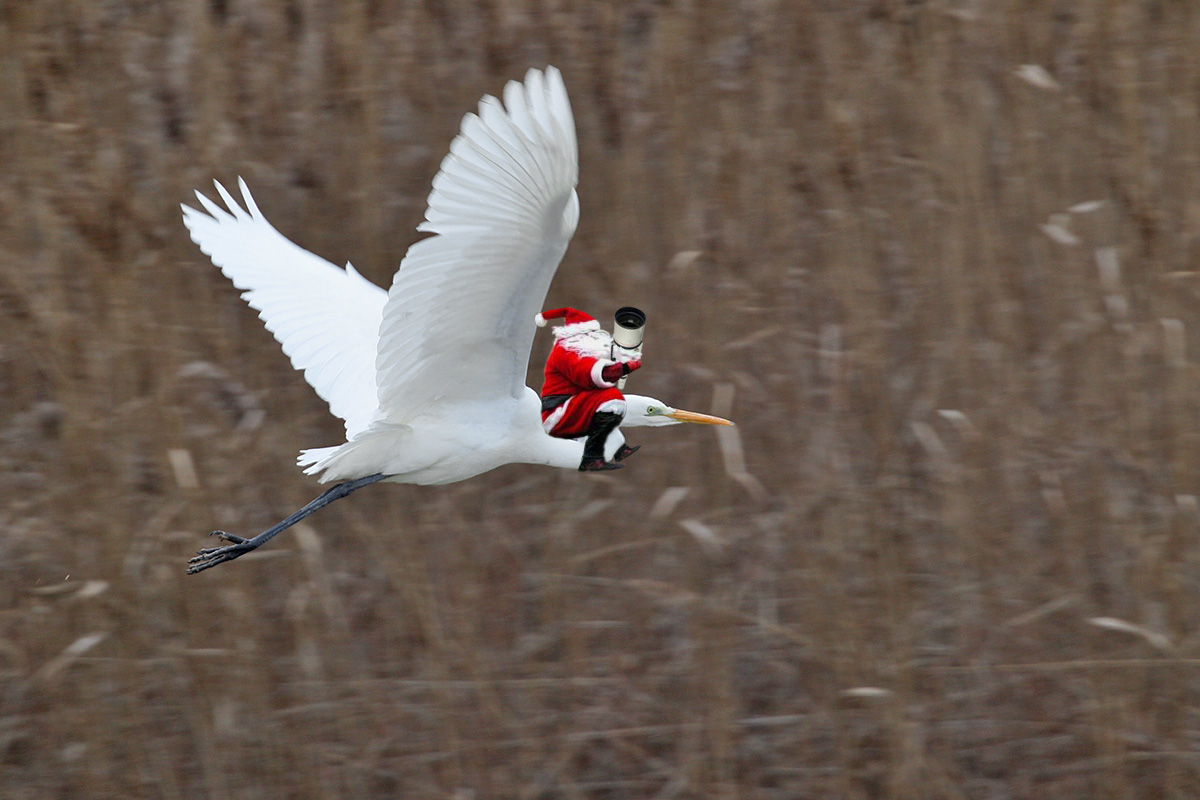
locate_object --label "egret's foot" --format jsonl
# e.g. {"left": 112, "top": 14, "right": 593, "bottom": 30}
{"left": 186, "top": 531, "right": 258, "bottom": 574}
{"left": 210, "top": 530, "right": 249, "bottom": 545}
{"left": 614, "top": 444, "right": 640, "bottom": 462}
{"left": 579, "top": 457, "right": 623, "bottom": 472}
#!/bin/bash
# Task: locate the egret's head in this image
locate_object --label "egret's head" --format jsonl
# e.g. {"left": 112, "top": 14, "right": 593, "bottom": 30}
{"left": 623, "top": 394, "right": 734, "bottom": 428}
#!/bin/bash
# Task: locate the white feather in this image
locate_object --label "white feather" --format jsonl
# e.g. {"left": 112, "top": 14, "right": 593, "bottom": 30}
{"left": 375, "top": 66, "right": 579, "bottom": 423}
{"left": 181, "top": 178, "right": 387, "bottom": 438}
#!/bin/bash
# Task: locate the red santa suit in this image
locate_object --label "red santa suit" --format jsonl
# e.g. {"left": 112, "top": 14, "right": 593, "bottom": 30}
{"left": 535, "top": 308, "right": 637, "bottom": 439}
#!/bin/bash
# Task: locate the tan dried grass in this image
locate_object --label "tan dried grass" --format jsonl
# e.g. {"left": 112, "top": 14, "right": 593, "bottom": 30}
{"left": 2, "top": 1, "right": 1200, "bottom": 798}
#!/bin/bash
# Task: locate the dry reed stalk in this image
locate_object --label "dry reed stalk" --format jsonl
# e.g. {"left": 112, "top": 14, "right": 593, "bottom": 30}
{"left": 3, "top": 1, "right": 1200, "bottom": 798}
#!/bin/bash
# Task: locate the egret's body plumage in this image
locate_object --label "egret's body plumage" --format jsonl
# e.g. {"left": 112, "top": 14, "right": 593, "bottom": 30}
{"left": 181, "top": 67, "right": 729, "bottom": 573}
{"left": 299, "top": 389, "right": 584, "bottom": 485}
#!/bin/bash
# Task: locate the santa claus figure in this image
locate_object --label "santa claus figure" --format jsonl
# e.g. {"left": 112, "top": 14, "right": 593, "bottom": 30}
{"left": 535, "top": 307, "right": 642, "bottom": 471}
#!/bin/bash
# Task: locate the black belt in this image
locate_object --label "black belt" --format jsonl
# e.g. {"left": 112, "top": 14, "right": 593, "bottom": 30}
{"left": 541, "top": 394, "right": 571, "bottom": 412}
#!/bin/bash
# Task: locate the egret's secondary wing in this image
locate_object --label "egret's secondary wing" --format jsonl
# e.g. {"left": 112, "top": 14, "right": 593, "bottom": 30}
{"left": 182, "top": 179, "right": 387, "bottom": 438}
{"left": 374, "top": 66, "right": 579, "bottom": 423}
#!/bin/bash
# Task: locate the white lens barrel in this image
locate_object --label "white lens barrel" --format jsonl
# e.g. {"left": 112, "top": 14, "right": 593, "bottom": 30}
{"left": 613, "top": 306, "right": 645, "bottom": 350}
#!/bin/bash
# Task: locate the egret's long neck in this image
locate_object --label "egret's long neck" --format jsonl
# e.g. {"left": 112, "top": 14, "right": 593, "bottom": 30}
{"left": 517, "top": 433, "right": 585, "bottom": 470}
{"left": 509, "top": 388, "right": 585, "bottom": 470}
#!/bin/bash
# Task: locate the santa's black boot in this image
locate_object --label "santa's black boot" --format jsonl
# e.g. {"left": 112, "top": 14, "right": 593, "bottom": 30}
{"left": 614, "top": 444, "right": 640, "bottom": 462}
{"left": 579, "top": 411, "right": 625, "bottom": 471}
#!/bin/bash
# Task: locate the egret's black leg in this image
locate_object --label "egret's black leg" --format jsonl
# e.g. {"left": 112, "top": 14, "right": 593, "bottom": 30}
{"left": 187, "top": 473, "right": 389, "bottom": 574}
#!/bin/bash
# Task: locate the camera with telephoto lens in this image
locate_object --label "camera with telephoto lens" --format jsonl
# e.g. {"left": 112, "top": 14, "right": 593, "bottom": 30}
{"left": 611, "top": 307, "right": 645, "bottom": 389}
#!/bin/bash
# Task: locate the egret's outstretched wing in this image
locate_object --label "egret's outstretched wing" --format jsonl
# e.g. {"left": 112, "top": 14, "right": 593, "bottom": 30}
{"left": 182, "top": 179, "right": 387, "bottom": 438}
{"left": 374, "top": 66, "right": 579, "bottom": 422}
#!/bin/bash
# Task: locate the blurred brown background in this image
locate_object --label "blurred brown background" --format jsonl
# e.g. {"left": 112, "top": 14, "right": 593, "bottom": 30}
{"left": 3, "top": 1, "right": 1200, "bottom": 797}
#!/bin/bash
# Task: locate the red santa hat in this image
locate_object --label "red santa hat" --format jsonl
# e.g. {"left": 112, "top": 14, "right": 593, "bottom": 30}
{"left": 534, "top": 307, "right": 601, "bottom": 331}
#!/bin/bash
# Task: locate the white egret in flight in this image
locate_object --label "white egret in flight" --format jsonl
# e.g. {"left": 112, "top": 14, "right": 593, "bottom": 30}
{"left": 182, "top": 67, "right": 731, "bottom": 574}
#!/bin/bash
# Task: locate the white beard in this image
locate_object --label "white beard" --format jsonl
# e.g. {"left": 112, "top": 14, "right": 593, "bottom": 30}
{"left": 549, "top": 326, "right": 643, "bottom": 362}
{"left": 553, "top": 328, "right": 616, "bottom": 359}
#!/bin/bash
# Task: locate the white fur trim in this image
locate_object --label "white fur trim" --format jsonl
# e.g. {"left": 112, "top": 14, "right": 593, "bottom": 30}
{"left": 591, "top": 359, "right": 618, "bottom": 388}
{"left": 597, "top": 399, "right": 626, "bottom": 415}
{"left": 542, "top": 397, "right": 570, "bottom": 433}
{"left": 534, "top": 313, "right": 547, "bottom": 327}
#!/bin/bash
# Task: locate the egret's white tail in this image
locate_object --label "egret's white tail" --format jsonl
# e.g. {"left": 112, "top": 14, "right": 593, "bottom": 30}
{"left": 297, "top": 421, "right": 415, "bottom": 482}
{"left": 298, "top": 446, "right": 341, "bottom": 476}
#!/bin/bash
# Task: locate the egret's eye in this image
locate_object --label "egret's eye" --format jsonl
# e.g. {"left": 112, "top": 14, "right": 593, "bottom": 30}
{"left": 646, "top": 406, "right": 664, "bottom": 416}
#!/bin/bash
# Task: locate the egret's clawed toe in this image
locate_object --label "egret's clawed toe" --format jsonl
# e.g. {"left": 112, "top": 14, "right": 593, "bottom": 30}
{"left": 186, "top": 532, "right": 258, "bottom": 574}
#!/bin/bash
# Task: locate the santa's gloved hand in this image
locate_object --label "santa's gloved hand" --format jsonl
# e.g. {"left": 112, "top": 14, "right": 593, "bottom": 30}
{"left": 602, "top": 359, "right": 641, "bottom": 383}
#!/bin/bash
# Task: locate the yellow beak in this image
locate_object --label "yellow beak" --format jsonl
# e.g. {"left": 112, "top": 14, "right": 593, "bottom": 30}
{"left": 665, "top": 408, "right": 734, "bottom": 425}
